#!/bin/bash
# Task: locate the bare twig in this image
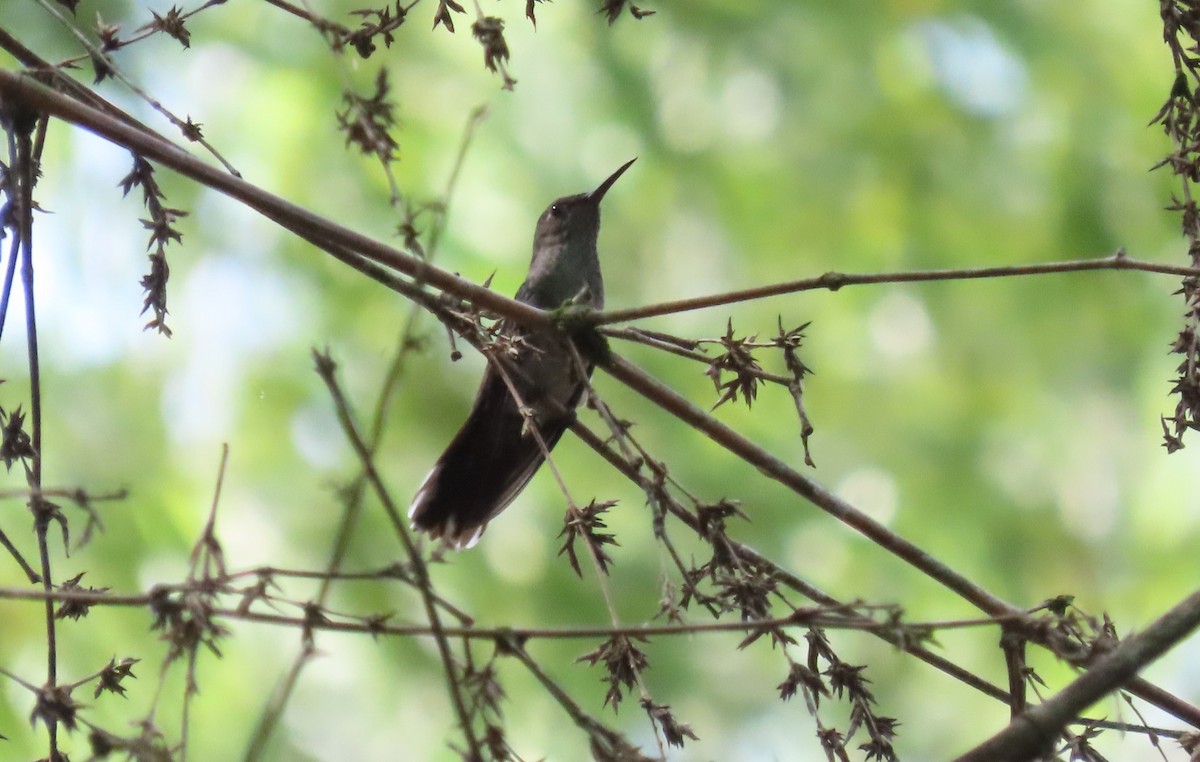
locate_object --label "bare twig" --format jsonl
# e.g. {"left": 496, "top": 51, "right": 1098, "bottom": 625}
{"left": 34, "top": 0, "right": 241, "bottom": 175}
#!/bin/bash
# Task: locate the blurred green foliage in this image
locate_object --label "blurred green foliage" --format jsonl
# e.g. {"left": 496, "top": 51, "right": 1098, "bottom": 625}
{"left": 0, "top": 0, "right": 1196, "bottom": 759}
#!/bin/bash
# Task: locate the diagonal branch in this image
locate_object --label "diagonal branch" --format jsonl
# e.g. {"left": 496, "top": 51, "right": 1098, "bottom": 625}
{"left": 597, "top": 349, "right": 1200, "bottom": 728}
{"left": 565, "top": 418, "right": 1015, "bottom": 705}
{"left": 956, "top": 586, "right": 1200, "bottom": 761}
{"left": 0, "top": 69, "right": 550, "bottom": 331}
{"left": 313, "top": 350, "right": 482, "bottom": 758}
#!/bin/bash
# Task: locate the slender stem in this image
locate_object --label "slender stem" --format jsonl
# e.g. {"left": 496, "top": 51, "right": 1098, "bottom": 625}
{"left": 13, "top": 115, "right": 57, "bottom": 757}
{"left": 0, "top": 529, "right": 38, "bottom": 582}
{"left": 240, "top": 647, "right": 315, "bottom": 762}
{"left": 314, "top": 352, "right": 481, "bottom": 759}
{"left": 0, "top": 131, "right": 20, "bottom": 342}
{"left": 213, "top": 604, "right": 1020, "bottom": 642}
{"left": 259, "top": 0, "right": 351, "bottom": 34}
{"left": 422, "top": 105, "right": 485, "bottom": 263}
{"left": 604, "top": 325, "right": 793, "bottom": 385}
{"left": 0, "top": 130, "right": 40, "bottom": 583}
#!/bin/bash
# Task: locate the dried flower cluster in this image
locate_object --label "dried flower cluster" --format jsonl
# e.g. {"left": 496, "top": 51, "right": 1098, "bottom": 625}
{"left": 1155, "top": 2, "right": 1200, "bottom": 451}
{"left": 338, "top": 69, "right": 402, "bottom": 166}
{"left": 119, "top": 156, "right": 185, "bottom": 337}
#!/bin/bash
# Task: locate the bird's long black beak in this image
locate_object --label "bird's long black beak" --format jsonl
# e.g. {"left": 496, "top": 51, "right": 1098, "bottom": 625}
{"left": 589, "top": 158, "right": 637, "bottom": 203}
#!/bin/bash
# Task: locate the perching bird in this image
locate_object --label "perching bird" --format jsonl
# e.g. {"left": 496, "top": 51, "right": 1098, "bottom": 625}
{"left": 409, "top": 159, "right": 636, "bottom": 548}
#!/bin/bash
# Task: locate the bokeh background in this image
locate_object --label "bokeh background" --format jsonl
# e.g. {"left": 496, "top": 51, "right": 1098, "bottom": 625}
{"left": 0, "top": 0, "right": 1197, "bottom": 758}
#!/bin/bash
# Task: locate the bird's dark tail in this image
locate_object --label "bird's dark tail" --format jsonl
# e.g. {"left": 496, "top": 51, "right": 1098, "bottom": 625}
{"left": 409, "top": 368, "right": 569, "bottom": 548}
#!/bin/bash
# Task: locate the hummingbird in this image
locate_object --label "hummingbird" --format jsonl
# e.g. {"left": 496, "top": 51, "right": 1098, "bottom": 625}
{"left": 409, "top": 158, "right": 636, "bottom": 548}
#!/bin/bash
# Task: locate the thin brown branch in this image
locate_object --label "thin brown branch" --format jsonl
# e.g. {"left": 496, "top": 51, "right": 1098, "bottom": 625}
{"left": 604, "top": 325, "right": 794, "bottom": 385}
{"left": 0, "top": 583, "right": 1035, "bottom": 641}
{"left": 0, "top": 486, "right": 127, "bottom": 502}
{"left": 259, "top": 0, "right": 352, "bottom": 35}
{"left": 594, "top": 249, "right": 1196, "bottom": 325}
{"left": 0, "top": 586, "right": 154, "bottom": 606}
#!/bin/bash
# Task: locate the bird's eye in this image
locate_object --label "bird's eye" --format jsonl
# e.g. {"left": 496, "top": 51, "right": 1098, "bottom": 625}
{"left": 549, "top": 204, "right": 562, "bottom": 218}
